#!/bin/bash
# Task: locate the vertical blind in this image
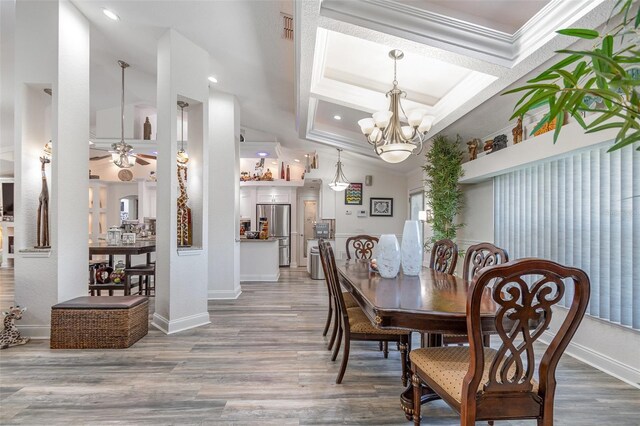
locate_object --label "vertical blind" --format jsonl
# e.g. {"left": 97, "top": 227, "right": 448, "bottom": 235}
{"left": 494, "top": 143, "right": 639, "bottom": 330}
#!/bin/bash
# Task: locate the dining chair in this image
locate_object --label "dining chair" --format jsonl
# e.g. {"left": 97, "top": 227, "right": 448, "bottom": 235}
{"left": 429, "top": 238, "right": 458, "bottom": 274}
{"left": 127, "top": 262, "right": 155, "bottom": 296}
{"left": 319, "top": 240, "right": 411, "bottom": 385}
{"left": 345, "top": 235, "right": 379, "bottom": 260}
{"left": 443, "top": 242, "right": 509, "bottom": 346}
{"left": 409, "top": 258, "right": 590, "bottom": 426}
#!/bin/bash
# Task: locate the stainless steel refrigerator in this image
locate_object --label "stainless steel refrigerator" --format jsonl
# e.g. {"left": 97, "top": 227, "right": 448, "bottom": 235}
{"left": 256, "top": 204, "right": 291, "bottom": 266}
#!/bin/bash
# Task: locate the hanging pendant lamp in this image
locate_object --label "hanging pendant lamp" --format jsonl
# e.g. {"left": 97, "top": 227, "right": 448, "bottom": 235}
{"left": 111, "top": 60, "right": 136, "bottom": 168}
{"left": 357, "top": 50, "right": 435, "bottom": 164}
{"left": 328, "top": 148, "right": 350, "bottom": 192}
{"left": 177, "top": 101, "right": 189, "bottom": 165}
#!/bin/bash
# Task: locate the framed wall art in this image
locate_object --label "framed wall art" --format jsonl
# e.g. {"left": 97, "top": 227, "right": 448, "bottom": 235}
{"left": 344, "top": 183, "right": 363, "bottom": 205}
{"left": 370, "top": 197, "right": 393, "bottom": 217}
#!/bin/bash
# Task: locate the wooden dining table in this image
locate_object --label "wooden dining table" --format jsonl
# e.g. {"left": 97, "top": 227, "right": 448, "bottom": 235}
{"left": 89, "top": 240, "right": 156, "bottom": 295}
{"left": 337, "top": 259, "right": 498, "bottom": 420}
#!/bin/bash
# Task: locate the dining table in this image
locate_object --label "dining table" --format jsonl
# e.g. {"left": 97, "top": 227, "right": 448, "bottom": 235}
{"left": 337, "top": 259, "right": 498, "bottom": 420}
{"left": 89, "top": 240, "right": 156, "bottom": 295}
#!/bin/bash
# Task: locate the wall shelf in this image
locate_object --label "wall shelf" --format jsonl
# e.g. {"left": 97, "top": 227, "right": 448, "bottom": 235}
{"left": 460, "top": 120, "right": 618, "bottom": 184}
{"left": 240, "top": 180, "right": 304, "bottom": 187}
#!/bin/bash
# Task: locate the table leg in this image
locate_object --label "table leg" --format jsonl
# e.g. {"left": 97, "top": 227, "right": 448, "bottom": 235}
{"left": 401, "top": 333, "right": 443, "bottom": 420}
{"left": 125, "top": 255, "right": 131, "bottom": 296}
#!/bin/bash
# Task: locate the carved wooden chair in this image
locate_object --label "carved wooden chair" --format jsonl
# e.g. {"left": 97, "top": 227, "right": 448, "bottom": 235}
{"left": 409, "top": 258, "right": 590, "bottom": 426}
{"left": 345, "top": 235, "right": 379, "bottom": 260}
{"left": 319, "top": 240, "right": 411, "bottom": 385}
{"left": 443, "top": 242, "right": 509, "bottom": 346}
{"left": 429, "top": 239, "right": 458, "bottom": 275}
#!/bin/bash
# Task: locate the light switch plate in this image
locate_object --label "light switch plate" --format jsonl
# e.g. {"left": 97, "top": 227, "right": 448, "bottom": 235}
{"left": 357, "top": 210, "right": 366, "bottom": 217}
{"left": 345, "top": 210, "right": 352, "bottom": 215}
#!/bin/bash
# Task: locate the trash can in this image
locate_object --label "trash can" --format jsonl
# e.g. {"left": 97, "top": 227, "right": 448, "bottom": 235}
{"left": 310, "top": 247, "right": 325, "bottom": 280}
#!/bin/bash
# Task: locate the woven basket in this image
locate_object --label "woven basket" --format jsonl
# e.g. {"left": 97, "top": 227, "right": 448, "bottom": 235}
{"left": 51, "top": 299, "right": 148, "bottom": 349}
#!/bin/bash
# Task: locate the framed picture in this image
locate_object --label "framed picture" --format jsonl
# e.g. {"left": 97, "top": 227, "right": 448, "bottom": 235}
{"left": 345, "top": 183, "right": 363, "bottom": 205}
{"left": 122, "top": 233, "right": 136, "bottom": 245}
{"left": 370, "top": 197, "right": 393, "bottom": 217}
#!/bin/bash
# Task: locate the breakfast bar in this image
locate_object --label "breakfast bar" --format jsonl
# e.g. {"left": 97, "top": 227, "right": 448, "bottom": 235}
{"left": 239, "top": 238, "right": 279, "bottom": 282}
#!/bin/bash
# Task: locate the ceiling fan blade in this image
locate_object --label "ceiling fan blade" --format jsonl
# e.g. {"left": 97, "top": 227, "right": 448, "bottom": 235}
{"left": 90, "top": 155, "right": 111, "bottom": 161}
{"left": 136, "top": 153, "right": 157, "bottom": 160}
{"left": 135, "top": 157, "right": 150, "bottom": 166}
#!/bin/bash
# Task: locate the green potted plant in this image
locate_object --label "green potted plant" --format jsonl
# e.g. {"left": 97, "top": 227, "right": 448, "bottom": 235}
{"left": 504, "top": 0, "right": 639, "bottom": 152}
{"left": 423, "top": 135, "right": 464, "bottom": 249}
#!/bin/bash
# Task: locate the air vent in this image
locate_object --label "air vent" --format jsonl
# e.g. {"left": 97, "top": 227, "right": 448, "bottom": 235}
{"left": 282, "top": 13, "right": 293, "bottom": 40}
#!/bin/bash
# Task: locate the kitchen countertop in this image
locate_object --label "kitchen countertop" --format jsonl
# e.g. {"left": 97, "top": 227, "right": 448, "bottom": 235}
{"left": 239, "top": 237, "right": 277, "bottom": 242}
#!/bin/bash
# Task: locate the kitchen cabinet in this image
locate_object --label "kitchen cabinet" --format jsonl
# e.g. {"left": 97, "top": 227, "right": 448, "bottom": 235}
{"left": 256, "top": 187, "right": 291, "bottom": 204}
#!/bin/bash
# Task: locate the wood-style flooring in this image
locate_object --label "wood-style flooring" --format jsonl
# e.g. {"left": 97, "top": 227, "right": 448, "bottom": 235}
{"left": 0, "top": 267, "right": 639, "bottom": 425}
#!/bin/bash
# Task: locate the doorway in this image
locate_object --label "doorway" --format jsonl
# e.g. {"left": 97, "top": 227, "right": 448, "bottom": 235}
{"left": 297, "top": 186, "right": 319, "bottom": 267}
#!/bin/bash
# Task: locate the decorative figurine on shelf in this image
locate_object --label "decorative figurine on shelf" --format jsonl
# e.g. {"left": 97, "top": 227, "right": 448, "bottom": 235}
{"left": 95, "top": 264, "right": 113, "bottom": 284}
{"left": 467, "top": 138, "right": 480, "bottom": 161}
{"left": 255, "top": 158, "right": 265, "bottom": 179}
{"left": 0, "top": 306, "right": 30, "bottom": 350}
{"left": 512, "top": 116, "right": 523, "bottom": 144}
{"left": 36, "top": 141, "right": 51, "bottom": 248}
{"left": 492, "top": 134, "right": 508, "bottom": 152}
{"left": 143, "top": 117, "right": 152, "bottom": 140}
{"left": 240, "top": 171, "right": 251, "bottom": 182}
{"left": 483, "top": 139, "right": 494, "bottom": 152}
{"left": 286, "top": 164, "right": 291, "bottom": 181}
{"left": 177, "top": 101, "right": 193, "bottom": 247}
{"left": 262, "top": 169, "right": 273, "bottom": 181}
{"left": 534, "top": 116, "right": 558, "bottom": 136}
{"left": 259, "top": 218, "right": 269, "bottom": 240}
{"left": 281, "top": 162, "right": 285, "bottom": 179}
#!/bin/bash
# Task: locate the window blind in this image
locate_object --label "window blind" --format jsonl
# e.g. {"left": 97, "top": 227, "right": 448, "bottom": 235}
{"left": 494, "top": 143, "right": 639, "bottom": 330}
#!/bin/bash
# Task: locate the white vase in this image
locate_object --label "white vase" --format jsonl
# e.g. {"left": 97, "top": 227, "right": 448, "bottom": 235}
{"left": 377, "top": 234, "right": 401, "bottom": 278}
{"left": 401, "top": 220, "right": 423, "bottom": 276}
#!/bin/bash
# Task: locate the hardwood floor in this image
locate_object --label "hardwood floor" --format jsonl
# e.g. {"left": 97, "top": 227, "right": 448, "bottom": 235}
{"left": 0, "top": 267, "right": 639, "bottom": 425}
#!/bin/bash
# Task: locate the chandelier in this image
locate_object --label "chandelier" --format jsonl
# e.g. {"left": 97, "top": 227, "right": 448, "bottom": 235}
{"left": 328, "top": 148, "right": 350, "bottom": 192}
{"left": 357, "top": 49, "right": 435, "bottom": 164}
{"left": 111, "top": 60, "right": 136, "bottom": 168}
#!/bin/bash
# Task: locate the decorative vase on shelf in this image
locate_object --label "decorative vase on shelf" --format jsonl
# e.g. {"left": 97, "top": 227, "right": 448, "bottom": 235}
{"left": 401, "top": 220, "right": 422, "bottom": 276}
{"left": 377, "top": 234, "right": 401, "bottom": 278}
{"left": 281, "top": 162, "right": 285, "bottom": 179}
{"left": 143, "top": 117, "right": 152, "bottom": 140}
{"left": 286, "top": 165, "right": 291, "bottom": 181}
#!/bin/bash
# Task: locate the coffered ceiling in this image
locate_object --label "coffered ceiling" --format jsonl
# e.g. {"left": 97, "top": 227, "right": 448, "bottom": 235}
{"left": 296, "top": 0, "right": 611, "bottom": 169}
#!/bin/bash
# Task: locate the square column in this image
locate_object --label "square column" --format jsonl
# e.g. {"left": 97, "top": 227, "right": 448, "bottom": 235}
{"left": 152, "top": 29, "right": 210, "bottom": 334}
{"left": 207, "top": 91, "right": 241, "bottom": 299}
{"left": 13, "top": 0, "right": 89, "bottom": 337}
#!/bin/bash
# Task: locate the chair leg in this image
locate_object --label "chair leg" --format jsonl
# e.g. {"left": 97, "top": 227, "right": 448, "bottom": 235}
{"left": 399, "top": 339, "right": 408, "bottom": 386}
{"left": 483, "top": 334, "right": 491, "bottom": 347}
{"left": 488, "top": 421, "right": 494, "bottom": 425}
{"left": 323, "top": 304, "right": 332, "bottom": 336}
{"left": 336, "top": 329, "right": 350, "bottom": 384}
{"left": 412, "top": 373, "right": 422, "bottom": 426}
{"left": 379, "top": 341, "right": 383, "bottom": 351}
{"left": 328, "top": 307, "right": 339, "bottom": 351}
{"left": 383, "top": 341, "right": 389, "bottom": 358}
{"left": 331, "top": 322, "right": 343, "bottom": 362}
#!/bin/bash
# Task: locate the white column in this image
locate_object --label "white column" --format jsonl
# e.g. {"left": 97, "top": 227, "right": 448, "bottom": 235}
{"left": 207, "top": 91, "right": 241, "bottom": 299}
{"left": 13, "top": 0, "right": 89, "bottom": 337}
{"left": 152, "top": 29, "right": 210, "bottom": 334}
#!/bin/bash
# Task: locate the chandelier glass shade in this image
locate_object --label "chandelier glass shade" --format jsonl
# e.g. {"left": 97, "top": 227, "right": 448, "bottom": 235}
{"left": 111, "top": 60, "right": 135, "bottom": 169}
{"left": 328, "top": 148, "right": 350, "bottom": 192}
{"left": 357, "top": 49, "right": 435, "bottom": 164}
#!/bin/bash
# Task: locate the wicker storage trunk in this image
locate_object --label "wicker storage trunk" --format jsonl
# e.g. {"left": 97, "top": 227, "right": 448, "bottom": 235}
{"left": 51, "top": 296, "right": 148, "bottom": 349}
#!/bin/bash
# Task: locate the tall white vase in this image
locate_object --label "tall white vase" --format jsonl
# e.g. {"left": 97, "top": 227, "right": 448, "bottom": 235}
{"left": 377, "top": 234, "right": 401, "bottom": 278}
{"left": 401, "top": 220, "right": 423, "bottom": 276}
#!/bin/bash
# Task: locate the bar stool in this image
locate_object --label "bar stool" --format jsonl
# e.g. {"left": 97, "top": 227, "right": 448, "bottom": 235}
{"left": 126, "top": 263, "right": 156, "bottom": 296}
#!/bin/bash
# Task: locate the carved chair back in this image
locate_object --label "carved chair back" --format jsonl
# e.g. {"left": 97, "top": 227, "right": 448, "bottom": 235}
{"left": 319, "top": 240, "right": 349, "bottom": 319}
{"left": 429, "top": 239, "right": 458, "bottom": 274}
{"left": 345, "top": 235, "right": 378, "bottom": 260}
{"left": 463, "top": 242, "right": 509, "bottom": 282}
{"left": 462, "top": 258, "right": 590, "bottom": 423}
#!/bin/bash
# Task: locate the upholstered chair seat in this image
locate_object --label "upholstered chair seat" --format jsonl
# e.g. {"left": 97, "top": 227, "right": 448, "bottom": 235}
{"left": 347, "top": 308, "right": 408, "bottom": 335}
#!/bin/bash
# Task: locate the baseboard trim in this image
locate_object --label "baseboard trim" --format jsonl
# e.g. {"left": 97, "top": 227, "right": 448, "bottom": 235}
{"left": 151, "top": 312, "right": 210, "bottom": 335}
{"left": 207, "top": 287, "right": 242, "bottom": 300}
{"left": 17, "top": 324, "right": 51, "bottom": 340}
{"left": 240, "top": 272, "right": 280, "bottom": 282}
{"left": 540, "top": 330, "right": 640, "bottom": 389}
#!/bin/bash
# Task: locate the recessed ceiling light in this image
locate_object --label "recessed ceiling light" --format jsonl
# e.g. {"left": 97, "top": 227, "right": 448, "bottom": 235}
{"left": 208, "top": 76, "right": 218, "bottom": 83}
{"left": 102, "top": 8, "right": 120, "bottom": 21}
{"left": 333, "top": 115, "right": 342, "bottom": 120}
{"left": 294, "top": 159, "right": 300, "bottom": 162}
{"left": 257, "top": 152, "right": 268, "bottom": 157}
{"left": 271, "top": 161, "right": 278, "bottom": 165}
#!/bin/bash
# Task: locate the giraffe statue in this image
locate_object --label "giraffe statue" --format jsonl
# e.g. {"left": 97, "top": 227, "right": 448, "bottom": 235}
{"left": 36, "top": 148, "right": 51, "bottom": 248}
{"left": 177, "top": 162, "right": 192, "bottom": 246}
{"left": 0, "top": 306, "right": 30, "bottom": 349}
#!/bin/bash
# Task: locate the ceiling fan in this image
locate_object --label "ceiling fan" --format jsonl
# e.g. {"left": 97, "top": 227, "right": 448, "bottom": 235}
{"left": 89, "top": 152, "right": 156, "bottom": 166}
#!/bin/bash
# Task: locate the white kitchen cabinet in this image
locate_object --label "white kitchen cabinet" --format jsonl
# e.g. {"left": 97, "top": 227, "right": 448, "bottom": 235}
{"left": 256, "top": 187, "right": 291, "bottom": 204}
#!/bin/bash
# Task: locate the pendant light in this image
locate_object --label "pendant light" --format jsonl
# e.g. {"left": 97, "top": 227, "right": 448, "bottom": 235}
{"left": 328, "top": 148, "right": 350, "bottom": 192}
{"left": 111, "top": 60, "right": 136, "bottom": 168}
{"left": 357, "top": 50, "right": 435, "bottom": 164}
{"left": 177, "top": 101, "right": 189, "bottom": 165}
